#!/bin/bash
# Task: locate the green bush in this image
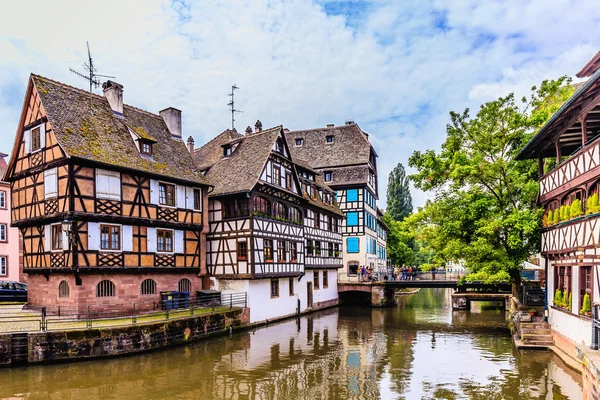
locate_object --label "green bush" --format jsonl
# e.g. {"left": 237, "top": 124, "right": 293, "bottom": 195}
{"left": 554, "top": 289, "right": 563, "bottom": 307}
{"left": 588, "top": 194, "right": 600, "bottom": 214}
{"left": 570, "top": 199, "right": 583, "bottom": 218}
{"left": 546, "top": 209, "right": 553, "bottom": 226}
{"left": 553, "top": 208, "right": 560, "bottom": 224}
{"left": 568, "top": 292, "right": 572, "bottom": 310}
{"left": 581, "top": 293, "right": 592, "bottom": 315}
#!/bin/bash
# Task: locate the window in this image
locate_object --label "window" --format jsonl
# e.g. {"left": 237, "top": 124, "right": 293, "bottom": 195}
{"left": 270, "top": 279, "right": 279, "bottom": 298}
{"left": 223, "top": 145, "right": 232, "bottom": 156}
{"left": 59, "top": 281, "right": 70, "bottom": 298}
{"left": 289, "top": 278, "right": 294, "bottom": 296}
{"left": 96, "top": 169, "right": 121, "bottom": 201}
{"left": 323, "top": 271, "right": 328, "bottom": 288}
{"left": 51, "top": 224, "right": 63, "bottom": 250}
{"left": 273, "top": 202, "right": 287, "bottom": 220}
{"left": 140, "top": 140, "right": 152, "bottom": 155}
{"left": 347, "top": 237, "right": 359, "bottom": 253}
{"left": 346, "top": 189, "right": 358, "bottom": 202}
{"left": 0, "top": 224, "right": 6, "bottom": 242}
{"left": 328, "top": 242, "right": 333, "bottom": 258}
{"left": 278, "top": 240, "right": 286, "bottom": 262}
{"left": 254, "top": 196, "right": 271, "bottom": 215}
{"left": 327, "top": 216, "right": 333, "bottom": 231}
{"left": 334, "top": 243, "right": 340, "bottom": 258}
{"left": 141, "top": 279, "right": 157, "bottom": 295}
{"left": 0, "top": 256, "right": 6, "bottom": 276}
{"left": 290, "top": 242, "right": 298, "bottom": 262}
{"left": 178, "top": 278, "right": 191, "bottom": 293}
{"left": 100, "top": 225, "right": 120, "bottom": 250}
{"left": 348, "top": 262, "right": 359, "bottom": 276}
{"left": 264, "top": 239, "right": 273, "bottom": 262}
{"left": 289, "top": 207, "right": 302, "bottom": 225}
{"left": 159, "top": 182, "right": 176, "bottom": 206}
{"left": 314, "top": 271, "right": 320, "bottom": 289}
{"left": 326, "top": 135, "right": 334, "bottom": 143}
{"left": 314, "top": 212, "right": 320, "bottom": 229}
{"left": 295, "top": 138, "right": 303, "bottom": 146}
{"left": 347, "top": 212, "right": 359, "bottom": 226}
{"left": 157, "top": 229, "right": 173, "bottom": 252}
{"left": 0, "top": 191, "right": 5, "bottom": 209}
{"left": 324, "top": 172, "right": 332, "bottom": 182}
{"left": 273, "top": 166, "right": 281, "bottom": 186}
{"left": 193, "top": 189, "right": 202, "bottom": 210}
{"left": 276, "top": 138, "right": 284, "bottom": 153}
{"left": 315, "top": 241, "right": 321, "bottom": 256}
{"left": 44, "top": 168, "right": 58, "bottom": 199}
{"left": 307, "top": 239, "right": 314, "bottom": 256}
{"left": 223, "top": 197, "right": 250, "bottom": 218}
{"left": 580, "top": 266, "right": 592, "bottom": 309}
{"left": 31, "top": 126, "right": 41, "bottom": 152}
{"left": 237, "top": 240, "right": 248, "bottom": 261}
{"left": 285, "top": 173, "right": 292, "bottom": 190}
{"left": 96, "top": 280, "right": 115, "bottom": 297}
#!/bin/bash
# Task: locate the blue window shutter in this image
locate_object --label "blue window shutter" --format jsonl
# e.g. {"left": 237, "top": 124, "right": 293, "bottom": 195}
{"left": 347, "top": 238, "right": 359, "bottom": 253}
{"left": 347, "top": 189, "right": 358, "bottom": 202}
{"left": 347, "top": 212, "right": 358, "bottom": 226}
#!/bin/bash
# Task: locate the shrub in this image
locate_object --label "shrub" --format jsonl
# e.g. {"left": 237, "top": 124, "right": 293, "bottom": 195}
{"left": 553, "top": 208, "right": 560, "bottom": 224}
{"left": 568, "top": 292, "right": 572, "bottom": 310}
{"left": 570, "top": 199, "right": 583, "bottom": 218}
{"left": 546, "top": 210, "right": 553, "bottom": 226}
{"left": 588, "top": 194, "right": 600, "bottom": 214}
{"left": 581, "top": 293, "right": 592, "bottom": 315}
{"left": 554, "top": 289, "right": 563, "bottom": 307}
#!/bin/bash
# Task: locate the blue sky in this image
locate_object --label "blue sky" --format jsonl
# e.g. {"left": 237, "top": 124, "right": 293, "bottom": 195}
{"left": 1, "top": 0, "right": 599, "bottom": 208}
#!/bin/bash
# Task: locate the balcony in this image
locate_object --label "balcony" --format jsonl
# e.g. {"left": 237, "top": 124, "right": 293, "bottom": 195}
{"left": 541, "top": 211, "right": 600, "bottom": 254}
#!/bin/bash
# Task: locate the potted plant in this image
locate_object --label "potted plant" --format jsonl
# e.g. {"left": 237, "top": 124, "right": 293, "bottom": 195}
{"left": 554, "top": 289, "right": 563, "bottom": 308}
{"left": 528, "top": 309, "right": 536, "bottom": 317}
{"left": 580, "top": 293, "right": 592, "bottom": 317}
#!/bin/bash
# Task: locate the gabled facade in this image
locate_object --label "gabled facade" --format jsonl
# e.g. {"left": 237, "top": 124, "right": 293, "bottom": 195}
{"left": 5, "top": 75, "right": 210, "bottom": 311}
{"left": 516, "top": 54, "right": 600, "bottom": 347}
{"left": 286, "top": 123, "right": 388, "bottom": 281}
{"left": 193, "top": 122, "right": 343, "bottom": 323}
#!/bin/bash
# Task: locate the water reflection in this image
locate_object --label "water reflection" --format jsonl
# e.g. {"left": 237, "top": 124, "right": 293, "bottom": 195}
{"left": 0, "top": 289, "right": 582, "bottom": 399}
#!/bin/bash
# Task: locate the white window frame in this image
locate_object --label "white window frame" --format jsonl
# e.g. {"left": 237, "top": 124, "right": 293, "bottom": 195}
{"left": 99, "top": 224, "right": 122, "bottom": 252}
{"left": 50, "top": 223, "right": 67, "bottom": 252}
{"left": 0, "top": 256, "right": 6, "bottom": 276}
{"left": 156, "top": 228, "right": 175, "bottom": 254}
{"left": 158, "top": 181, "right": 177, "bottom": 208}
{"left": 0, "top": 191, "right": 6, "bottom": 209}
{"left": 96, "top": 169, "right": 121, "bottom": 201}
{"left": 27, "top": 123, "right": 46, "bottom": 154}
{"left": 44, "top": 168, "right": 58, "bottom": 199}
{"left": 0, "top": 224, "right": 7, "bottom": 242}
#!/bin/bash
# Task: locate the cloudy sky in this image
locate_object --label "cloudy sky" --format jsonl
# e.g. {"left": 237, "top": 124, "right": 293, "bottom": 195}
{"left": 1, "top": 0, "right": 599, "bottom": 208}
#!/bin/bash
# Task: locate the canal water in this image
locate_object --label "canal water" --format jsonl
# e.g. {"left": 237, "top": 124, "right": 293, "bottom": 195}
{"left": 0, "top": 288, "right": 583, "bottom": 399}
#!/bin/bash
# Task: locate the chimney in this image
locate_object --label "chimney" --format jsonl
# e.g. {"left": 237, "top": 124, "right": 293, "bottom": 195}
{"left": 186, "top": 136, "right": 195, "bottom": 153}
{"left": 245, "top": 126, "right": 253, "bottom": 135}
{"left": 102, "top": 80, "right": 124, "bottom": 116}
{"left": 159, "top": 107, "right": 182, "bottom": 139}
{"left": 254, "top": 120, "right": 263, "bottom": 133}
{"left": 326, "top": 124, "right": 334, "bottom": 128}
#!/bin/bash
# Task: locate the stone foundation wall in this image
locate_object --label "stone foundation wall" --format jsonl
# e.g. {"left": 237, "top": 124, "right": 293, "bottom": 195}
{"left": 0, "top": 308, "right": 249, "bottom": 366}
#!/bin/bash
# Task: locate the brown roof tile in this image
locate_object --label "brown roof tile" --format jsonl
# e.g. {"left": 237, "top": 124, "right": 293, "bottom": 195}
{"left": 192, "top": 129, "right": 243, "bottom": 171}
{"left": 31, "top": 75, "right": 208, "bottom": 185}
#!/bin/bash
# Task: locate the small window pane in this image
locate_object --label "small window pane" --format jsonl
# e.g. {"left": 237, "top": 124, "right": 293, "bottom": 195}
{"left": 96, "top": 280, "right": 115, "bottom": 297}
{"left": 178, "top": 278, "right": 191, "bottom": 293}
{"left": 141, "top": 279, "right": 157, "bottom": 295}
{"left": 59, "top": 281, "right": 70, "bottom": 298}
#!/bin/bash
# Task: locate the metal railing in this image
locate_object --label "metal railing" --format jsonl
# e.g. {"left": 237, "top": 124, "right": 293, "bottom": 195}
{"left": 592, "top": 304, "right": 600, "bottom": 350}
{"left": 0, "top": 292, "right": 247, "bottom": 333}
{"left": 360, "top": 271, "right": 465, "bottom": 283}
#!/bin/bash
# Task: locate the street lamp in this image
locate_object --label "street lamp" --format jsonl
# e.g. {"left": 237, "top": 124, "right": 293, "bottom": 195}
{"left": 61, "top": 219, "right": 73, "bottom": 249}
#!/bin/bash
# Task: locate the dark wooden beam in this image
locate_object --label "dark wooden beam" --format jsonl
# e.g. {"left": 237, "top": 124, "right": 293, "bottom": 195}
{"left": 556, "top": 141, "right": 562, "bottom": 164}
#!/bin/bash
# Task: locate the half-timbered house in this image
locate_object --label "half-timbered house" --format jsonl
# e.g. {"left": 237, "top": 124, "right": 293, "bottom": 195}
{"left": 286, "top": 123, "right": 388, "bottom": 281}
{"left": 516, "top": 52, "right": 600, "bottom": 347}
{"left": 193, "top": 122, "right": 343, "bottom": 323}
{"left": 5, "top": 75, "right": 210, "bottom": 311}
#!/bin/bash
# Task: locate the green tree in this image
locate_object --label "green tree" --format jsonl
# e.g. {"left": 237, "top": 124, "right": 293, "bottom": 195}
{"left": 386, "top": 163, "right": 413, "bottom": 221}
{"left": 408, "top": 77, "right": 573, "bottom": 284}
{"left": 382, "top": 213, "right": 414, "bottom": 266}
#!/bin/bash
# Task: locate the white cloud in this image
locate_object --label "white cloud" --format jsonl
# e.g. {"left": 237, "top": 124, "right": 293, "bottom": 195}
{"left": 0, "top": 0, "right": 599, "bottom": 210}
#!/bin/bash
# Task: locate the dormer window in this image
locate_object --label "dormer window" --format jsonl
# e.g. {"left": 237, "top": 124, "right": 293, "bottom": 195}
{"left": 223, "top": 145, "right": 232, "bottom": 157}
{"left": 140, "top": 140, "right": 153, "bottom": 156}
{"left": 295, "top": 138, "right": 303, "bottom": 146}
{"left": 324, "top": 171, "right": 332, "bottom": 182}
{"left": 326, "top": 135, "right": 334, "bottom": 144}
{"left": 276, "top": 138, "right": 284, "bottom": 154}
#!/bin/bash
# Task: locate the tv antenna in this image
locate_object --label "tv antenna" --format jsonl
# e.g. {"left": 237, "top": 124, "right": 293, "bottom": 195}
{"left": 227, "top": 84, "right": 243, "bottom": 130}
{"left": 69, "top": 42, "right": 115, "bottom": 92}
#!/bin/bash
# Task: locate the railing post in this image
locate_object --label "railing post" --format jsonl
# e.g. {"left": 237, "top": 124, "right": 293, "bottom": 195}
{"left": 592, "top": 305, "right": 599, "bottom": 351}
{"left": 132, "top": 303, "right": 137, "bottom": 325}
{"left": 87, "top": 305, "right": 92, "bottom": 329}
{"left": 230, "top": 293, "right": 233, "bottom": 310}
{"left": 166, "top": 305, "right": 169, "bottom": 321}
{"left": 41, "top": 307, "right": 47, "bottom": 332}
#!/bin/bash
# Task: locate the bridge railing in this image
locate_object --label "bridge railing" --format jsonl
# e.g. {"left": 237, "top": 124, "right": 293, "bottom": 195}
{"left": 367, "top": 271, "right": 465, "bottom": 283}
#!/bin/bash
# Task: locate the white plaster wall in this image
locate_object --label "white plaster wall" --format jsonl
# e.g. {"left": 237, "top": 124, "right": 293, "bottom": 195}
{"left": 309, "top": 269, "right": 338, "bottom": 305}
{"left": 248, "top": 278, "right": 304, "bottom": 323}
{"left": 549, "top": 308, "right": 592, "bottom": 346}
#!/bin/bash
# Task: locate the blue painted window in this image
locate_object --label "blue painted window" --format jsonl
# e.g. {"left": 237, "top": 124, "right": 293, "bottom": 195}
{"left": 347, "top": 189, "right": 358, "bottom": 202}
{"left": 347, "top": 237, "right": 359, "bottom": 253}
{"left": 347, "top": 212, "right": 358, "bottom": 226}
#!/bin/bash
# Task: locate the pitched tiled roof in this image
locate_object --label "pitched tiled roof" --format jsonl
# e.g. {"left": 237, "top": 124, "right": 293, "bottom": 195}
{"left": 200, "top": 126, "right": 283, "bottom": 196}
{"left": 294, "top": 158, "right": 344, "bottom": 217}
{"left": 0, "top": 154, "right": 8, "bottom": 182}
{"left": 192, "top": 129, "right": 243, "bottom": 171}
{"left": 31, "top": 75, "right": 208, "bottom": 185}
{"left": 286, "top": 123, "right": 374, "bottom": 168}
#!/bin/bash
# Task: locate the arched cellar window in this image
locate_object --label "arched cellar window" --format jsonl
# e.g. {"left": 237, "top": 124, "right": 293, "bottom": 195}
{"left": 178, "top": 278, "right": 191, "bottom": 293}
{"left": 254, "top": 196, "right": 271, "bottom": 216}
{"left": 272, "top": 202, "right": 288, "bottom": 220}
{"left": 141, "top": 279, "right": 157, "bottom": 295}
{"left": 289, "top": 206, "right": 302, "bottom": 225}
{"left": 96, "top": 280, "right": 115, "bottom": 297}
{"left": 58, "top": 280, "right": 70, "bottom": 298}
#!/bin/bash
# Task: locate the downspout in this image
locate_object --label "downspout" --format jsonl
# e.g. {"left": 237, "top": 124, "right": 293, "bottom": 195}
{"left": 544, "top": 256, "right": 548, "bottom": 322}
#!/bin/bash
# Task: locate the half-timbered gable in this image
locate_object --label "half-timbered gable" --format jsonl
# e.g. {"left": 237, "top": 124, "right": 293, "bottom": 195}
{"left": 5, "top": 74, "right": 210, "bottom": 310}
{"left": 516, "top": 52, "right": 600, "bottom": 346}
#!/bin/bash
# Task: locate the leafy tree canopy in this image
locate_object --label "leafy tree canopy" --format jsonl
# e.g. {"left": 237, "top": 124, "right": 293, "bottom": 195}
{"left": 387, "top": 163, "right": 413, "bottom": 221}
{"left": 407, "top": 77, "right": 574, "bottom": 284}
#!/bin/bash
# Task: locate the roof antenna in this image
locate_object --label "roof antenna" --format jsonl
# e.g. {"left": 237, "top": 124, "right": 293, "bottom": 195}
{"left": 69, "top": 41, "right": 115, "bottom": 92}
{"left": 227, "top": 84, "right": 243, "bottom": 130}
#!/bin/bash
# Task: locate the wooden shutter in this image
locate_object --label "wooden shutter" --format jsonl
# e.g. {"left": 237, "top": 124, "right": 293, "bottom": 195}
{"left": 44, "top": 168, "right": 57, "bottom": 199}
{"left": 87, "top": 222, "right": 99, "bottom": 250}
{"left": 150, "top": 180, "right": 159, "bottom": 204}
{"left": 108, "top": 173, "right": 121, "bottom": 200}
{"left": 122, "top": 226, "right": 133, "bottom": 252}
{"left": 176, "top": 185, "right": 186, "bottom": 208}
{"left": 174, "top": 230, "right": 184, "bottom": 253}
{"left": 39, "top": 123, "right": 46, "bottom": 148}
{"left": 147, "top": 227, "right": 156, "bottom": 252}
{"left": 44, "top": 225, "right": 51, "bottom": 251}
{"left": 23, "top": 129, "right": 31, "bottom": 154}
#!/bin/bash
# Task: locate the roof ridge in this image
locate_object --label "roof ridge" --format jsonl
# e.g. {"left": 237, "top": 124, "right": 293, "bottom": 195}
{"left": 194, "top": 129, "right": 240, "bottom": 153}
